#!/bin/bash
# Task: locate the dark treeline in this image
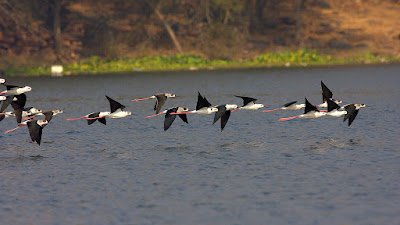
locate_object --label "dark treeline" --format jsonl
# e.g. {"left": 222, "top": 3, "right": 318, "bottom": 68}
{"left": 0, "top": 0, "right": 399, "bottom": 66}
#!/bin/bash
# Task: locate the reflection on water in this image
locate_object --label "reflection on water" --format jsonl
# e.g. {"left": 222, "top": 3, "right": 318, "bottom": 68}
{"left": 1, "top": 64, "right": 400, "bottom": 224}
{"left": 303, "top": 138, "right": 362, "bottom": 153}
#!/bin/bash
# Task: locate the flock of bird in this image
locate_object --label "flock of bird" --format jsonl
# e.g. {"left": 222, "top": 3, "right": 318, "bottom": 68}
{"left": 0, "top": 78, "right": 366, "bottom": 146}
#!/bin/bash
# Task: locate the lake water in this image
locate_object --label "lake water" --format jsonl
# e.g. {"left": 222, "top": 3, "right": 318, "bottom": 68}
{"left": 1, "top": 64, "right": 399, "bottom": 225}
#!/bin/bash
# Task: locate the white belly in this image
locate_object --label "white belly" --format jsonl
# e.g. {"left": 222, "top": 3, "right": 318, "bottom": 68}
{"left": 107, "top": 111, "right": 131, "bottom": 118}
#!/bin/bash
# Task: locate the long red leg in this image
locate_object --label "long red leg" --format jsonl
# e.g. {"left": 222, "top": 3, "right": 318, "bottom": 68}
{"left": 132, "top": 97, "right": 151, "bottom": 102}
{"left": 146, "top": 112, "right": 164, "bottom": 118}
{"left": 4, "top": 125, "right": 22, "bottom": 134}
{"left": 66, "top": 116, "right": 87, "bottom": 121}
{"left": 279, "top": 116, "right": 298, "bottom": 121}
{"left": 262, "top": 108, "right": 281, "bottom": 113}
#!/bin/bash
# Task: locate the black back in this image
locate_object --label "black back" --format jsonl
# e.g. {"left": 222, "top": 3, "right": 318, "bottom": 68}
{"left": 105, "top": 95, "right": 125, "bottom": 113}
{"left": 284, "top": 101, "right": 297, "bottom": 107}
{"left": 154, "top": 94, "right": 167, "bottom": 114}
{"left": 304, "top": 98, "right": 318, "bottom": 114}
{"left": 196, "top": 92, "right": 212, "bottom": 110}
{"left": 0, "top": 114, "right": 5, "bottom": 122}
{"left": 164, "top": 107, "right": 178, "bottom": 131}
{"left": 235, "top": 96, "right": 257, "bottom": 106}
{"left": 213, "top": 105, "right": 226, "bottom": 124}
{"left": 321, "top": 81, "right": 333, "bottom": 102}
{"left": 326, "top": 95, "right": 340, "bottom": 112}
{"left": 27, "top": 120, "right": 43, "bottom": 145}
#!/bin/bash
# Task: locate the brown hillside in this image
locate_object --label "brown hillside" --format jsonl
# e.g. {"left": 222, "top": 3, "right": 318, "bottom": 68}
{"left": 0, "top": 0, "right": 399, "bottom": 69}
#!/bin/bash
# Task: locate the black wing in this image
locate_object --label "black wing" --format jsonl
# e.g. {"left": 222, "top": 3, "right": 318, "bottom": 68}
{"left": 0, "top": 114, "right": 4, "bottom": 122}
{"left": 196, "top": 92, "right": 212, "bottom": 110}
{"left": 98, "top": 117, "right": 107, "bottom": 125}
{"left": 154, "top": 94, "right": 167, "bottom": 114}
{"left": 220, "top": 110, "right": 231, "bottom": 131}
{"left": 0, "top": 95, "right": 13, "bottom": 112}
{"left": 14, "top": 108, "right": 22, "bottom": 123}
{"left": 347, "top": 109, "right": 359, "bottom": 126}
{"left": 178, "top": 114, "right": 188, "bottom": 124}
{"left": 43, "top": 111, "right": 54, "bottom": 122}
{"left": 164, "top": 107, "right": 178, "bottom": 131}
{"left": 284, "top": 101, "right": 297, "bottom": 107}
{"left": 27, "top": 120, "right": 43, "bottom": 145}
{"left": 13, "top": 93, "right": 27, "bottom": 109}
{"left": 343, "top": 104, "right": 360, "bottom": 126}
{"left": 105, "top": 95, "right": 125, "bottom": 113}
{"left": 326, "top": 96, "right": 340, "bottom": 112}
{"left": 321, "top": 81, "right": 333, "bottom": 102}
{"left": 87, "top": 112, "right": 100, "bottom": 125}
{"left": 213, "top": 105, "right": 226, "bottom": 124}
{"left": 343, "top": 104, "right": 356, "bottom": 122}
{"left": 4, "top": 84, "right": 18, "bottom": 90}
{"left": 304, "top": 98, "right": 318, "bottom": 114}
{"left": 235, "top": 96, "right": 257, "bottom": 107}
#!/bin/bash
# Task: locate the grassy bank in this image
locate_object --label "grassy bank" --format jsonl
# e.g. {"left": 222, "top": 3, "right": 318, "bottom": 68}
{"left": 3, "top": 49, "right": 400, "bottom": 76}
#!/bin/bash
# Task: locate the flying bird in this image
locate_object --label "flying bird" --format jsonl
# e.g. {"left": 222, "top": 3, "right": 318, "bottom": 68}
{"left": 132, "top": 93, "right": 176, "bottom": 114}
{"left": 213, "top": 104, "right": 237, "bottom": 131}
{"left": 263, "top": 101, "right": 305, "bottom": 113}
{"left": 171, "top": 92, "right": 218, "bottom": 116}
{"left": 318, "top": 81, "right": 342, "bottom": 108}
{"left": 67, "top": 95, "right": 131, "bottom": 125}
{"left": 163, "top": 107, "right": 189, "bottom": 131}
{"left": 343, "top": 104, "right": 366, "bottom": 126}
{"left": 279, "top": 98, "right": 326, "bottom": 121}
{"left": 232, "top": 96, "right": 264, "bottom": 111}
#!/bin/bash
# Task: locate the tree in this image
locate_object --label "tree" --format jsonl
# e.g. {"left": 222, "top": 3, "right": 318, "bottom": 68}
{"left": 52, "top": 0, "right": 62, "bottom": 61}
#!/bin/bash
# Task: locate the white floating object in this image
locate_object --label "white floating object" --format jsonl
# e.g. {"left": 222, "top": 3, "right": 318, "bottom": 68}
{"left": 51, "top": 65, "right": 63, "bottom": 76}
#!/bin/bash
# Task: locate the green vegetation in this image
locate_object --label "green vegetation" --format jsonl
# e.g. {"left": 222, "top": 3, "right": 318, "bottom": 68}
{"left": 3, "top": 49, "right": 400, "bottom": 76}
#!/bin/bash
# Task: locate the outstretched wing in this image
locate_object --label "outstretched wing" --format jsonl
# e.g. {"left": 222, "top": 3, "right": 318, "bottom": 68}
{"left": 343, "top": 104, "right": 356, "bottom": 122}
{"left": 344, "top": 104, "right": 359, "bottom": 126}
{"left": 106, "top": 95, "right": 125, "bottom": 113}
{"left": 154, "top": 94, "right": 167, "bottom": 114}
{"left": 13, "top": 93, "right": 26, "bottom": 109}
{"left": 196, "top": 92, "right": 212, "bottom": 110}
{"left": 43, "top": 111, "right": 54, "bottom": 122}
{"left": 14, "top": 108, "right": 22, "bottom": 124}
{"left": 235, "top": 96, "right": 257, "bottom": 107}
{"left": 4, "top": 84, "right": 18, "bottom": 90}
{"left": 178, "top": 114, "right": 188, "bottom": 124}
{"left": 164, "top": 107, "right": 178, "bottom": 131}
{"left": 326, "top": 95, "right": 340, "bottom": 112}
{"left": 0, "top": 95, "right": 13, "bottom": 112}
{"left": 304, "top": 98, "right": 318, "bottom": 114}
{"left": 98, "top": 117, "right": 107, "bottom": 125}
{"left": 321, "top": 81, "right": 333, "bottom": 102}
{"left": 27, "top": 120, "right": 43, "bottom": 145}
{"left": 283, "top": 101, "right": 297, "bottom": 107}
{"left": 213, "top": 105, "right": 226, "bottom": 124}
{"left": 220, "top": 110, "right": 231, "bottom": 131}
{"left": 87, "top": 112, "right": 100, "bottom": 125}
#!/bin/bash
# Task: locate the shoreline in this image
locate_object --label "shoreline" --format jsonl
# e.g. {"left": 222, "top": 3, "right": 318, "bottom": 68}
{"left": 3, "top": 50, "right": 400, "bottom": 77}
